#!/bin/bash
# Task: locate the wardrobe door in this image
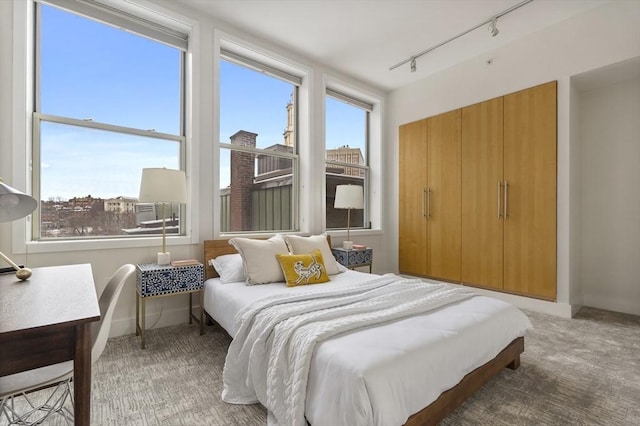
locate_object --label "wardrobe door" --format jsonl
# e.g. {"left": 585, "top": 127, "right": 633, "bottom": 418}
{"left": 427, "top": 109, "right": 461, "bottom": 282}
{"left": 503, "top": 81, "right": 557, "bottom": 300}
{"left": 399, "top": 119, "right": 428, "bottom": 277}
{"left": 461, "top": 98, "right": 504, "bottom": 290}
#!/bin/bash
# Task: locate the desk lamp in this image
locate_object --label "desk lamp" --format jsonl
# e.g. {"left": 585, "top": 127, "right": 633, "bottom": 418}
{"left": 334, "top": 184, "right": 364, "bottom": 250}
{"left": 138, "top": 168, "right": 187, "bottom": 265}
{"left": 0, "top": 178, "right": 38, "bottom": 280}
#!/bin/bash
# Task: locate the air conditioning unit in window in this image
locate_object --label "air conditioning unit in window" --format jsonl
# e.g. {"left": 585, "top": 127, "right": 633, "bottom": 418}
{"left": 135, "top": 203, "right": 156, "bottom": 225}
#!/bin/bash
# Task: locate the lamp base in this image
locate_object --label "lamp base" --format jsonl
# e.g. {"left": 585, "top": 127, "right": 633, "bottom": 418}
{"left": 16, "top": 268, "right": 32, "bottom": 280}
{"left": 0, "top": 250, "right": 31, "bottom": 280}
{"left": 342, "top": 241, "right": 354, "bottom": 250}
{"left": 157, "top": 252, "right": 171, "bottom": 266}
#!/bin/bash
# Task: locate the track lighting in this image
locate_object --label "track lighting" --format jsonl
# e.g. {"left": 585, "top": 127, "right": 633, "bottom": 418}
{"left": 488, "top": 17, "right": 499, "bottom": 37}
{"left": 389, "top": 0, "right": 533, "bottom": 73}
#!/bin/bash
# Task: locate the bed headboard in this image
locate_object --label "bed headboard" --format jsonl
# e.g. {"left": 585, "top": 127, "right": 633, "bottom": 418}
{"left": 203, "top": 239, "right": 237, "bottom": 280}
{"left": 203, "top": 235, "right": 333, "bottom": 281}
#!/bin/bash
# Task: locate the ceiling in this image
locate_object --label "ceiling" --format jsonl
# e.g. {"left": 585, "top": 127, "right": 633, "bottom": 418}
{"left": 177, "top": 0, "right": 610, "bottom": 91}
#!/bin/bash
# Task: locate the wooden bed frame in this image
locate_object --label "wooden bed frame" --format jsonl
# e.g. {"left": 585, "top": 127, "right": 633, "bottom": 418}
{"left": 203, "top": 239, "right": 525, "bottom": 426}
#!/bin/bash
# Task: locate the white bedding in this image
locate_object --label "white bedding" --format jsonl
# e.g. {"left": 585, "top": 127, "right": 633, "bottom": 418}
{"left": 204, "top": 271, "right": 532, "bottom": 426}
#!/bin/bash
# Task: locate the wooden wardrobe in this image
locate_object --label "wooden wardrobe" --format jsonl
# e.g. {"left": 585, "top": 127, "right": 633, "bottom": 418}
{"left": 399, "top": 81, "right": 557, "bottom": 301}
{"left": 399, "top": 109, "right": 461, "bottom": 282}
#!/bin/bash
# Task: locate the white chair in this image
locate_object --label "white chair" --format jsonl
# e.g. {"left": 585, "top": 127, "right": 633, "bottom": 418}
{"left": 0, "top": 264, "right": 135, "bottom": 425}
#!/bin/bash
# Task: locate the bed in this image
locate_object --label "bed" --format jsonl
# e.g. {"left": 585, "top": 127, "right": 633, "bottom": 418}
{"left": 203, "top": 238, "right": 532, "bottom": 426}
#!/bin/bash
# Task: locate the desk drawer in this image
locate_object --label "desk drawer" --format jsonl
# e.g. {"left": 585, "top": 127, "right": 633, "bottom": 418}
{"left": 0, "top": 326, "right": 75, "bottom": 376}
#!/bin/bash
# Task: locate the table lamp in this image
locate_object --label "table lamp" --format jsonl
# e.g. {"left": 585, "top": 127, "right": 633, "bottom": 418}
{"left": 138, "top": 168, "right": 187, "bottom": 265}
{"left": 334, "top": 184, "right": 364, "bottom": 250}
{"left": 0, "top": 178, "right": 38, "bottom": 280}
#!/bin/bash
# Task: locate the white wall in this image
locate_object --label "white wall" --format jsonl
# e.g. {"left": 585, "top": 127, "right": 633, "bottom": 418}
{"left": 0, "top": 0, "right": 386, "bottom": 338}
{"left": 580, "top": 77, "right": 640, "bottom": 315}
{"left": 386, "top": 1, "right": 640, "bottom": 316}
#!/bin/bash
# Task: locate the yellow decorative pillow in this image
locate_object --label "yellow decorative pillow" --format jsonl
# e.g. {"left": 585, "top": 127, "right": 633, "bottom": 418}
{"left": 276, "top": 249, "right": 330, "bottom": 287}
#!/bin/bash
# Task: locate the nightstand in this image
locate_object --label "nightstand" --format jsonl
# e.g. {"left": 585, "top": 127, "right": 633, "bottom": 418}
{"left": 331, "top": 247, "right": 373, "bottom": 273}
{"left": 135, "top": 263, "right": 204, "bottom": 349}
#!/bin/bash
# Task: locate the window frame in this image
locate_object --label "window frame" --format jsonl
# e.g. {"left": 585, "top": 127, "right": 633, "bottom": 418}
{"left": 10, "top": 0, "right": 197, "bottom": 253}
{"left": 218, "top": 51, "right": 301, "bottom": 235}
{"left": 324, "top": 89, "right": 372, "bottom": 231}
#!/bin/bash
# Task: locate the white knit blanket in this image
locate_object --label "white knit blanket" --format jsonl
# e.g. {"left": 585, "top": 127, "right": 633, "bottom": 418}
{"left": 221, "top": 274, "right": 477, "bottom": 426}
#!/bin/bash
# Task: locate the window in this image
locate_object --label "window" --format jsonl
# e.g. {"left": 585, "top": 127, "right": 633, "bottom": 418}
{"left": 33, "top": 0, "right": 187, "bottom": 240}
{"left": 325, "top": 90, "right": 372, "bottom": 230}
{"left": 219, "top": 51, "right": 300, "bottom": 233}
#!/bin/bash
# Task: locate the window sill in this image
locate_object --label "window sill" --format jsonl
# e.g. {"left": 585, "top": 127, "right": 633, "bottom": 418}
{"left": 325, "top": 228, "right": 383, "bottom": 238}
{"left": 218, "top": 229, "right": 383, "bottom": 240}
{"left": 21, "top": 235, "right": 195, "bottom": 254}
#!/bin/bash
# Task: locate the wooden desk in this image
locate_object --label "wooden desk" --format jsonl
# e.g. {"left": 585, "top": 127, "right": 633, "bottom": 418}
{"left": 0, "top": 264, "right": 100, "bottom": 426}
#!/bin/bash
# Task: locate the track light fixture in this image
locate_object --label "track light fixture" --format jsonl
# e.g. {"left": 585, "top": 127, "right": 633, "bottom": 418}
{"left": 389, "top": 0, "right": 533, "bottom": 73}
{"left": 488, "top": 17, "right": 499, "bottom": 37}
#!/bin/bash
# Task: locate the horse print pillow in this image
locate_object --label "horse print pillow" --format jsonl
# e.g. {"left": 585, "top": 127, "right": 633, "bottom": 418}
{"left": 276, "top": 249, "right": 330, "bottom": 287}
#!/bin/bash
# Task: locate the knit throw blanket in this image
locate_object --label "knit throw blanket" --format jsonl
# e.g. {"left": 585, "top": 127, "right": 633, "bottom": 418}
{"left": 222, "top": 274, "right": 476, "bottom": 426}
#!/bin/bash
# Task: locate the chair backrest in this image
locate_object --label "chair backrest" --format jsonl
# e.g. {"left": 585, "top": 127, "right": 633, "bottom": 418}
{"left": 90, "top": 264, "right": 136, "bottom": 363}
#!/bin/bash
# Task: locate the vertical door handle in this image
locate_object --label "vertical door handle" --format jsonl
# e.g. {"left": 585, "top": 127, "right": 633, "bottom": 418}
{"left": 504, "top": 180, "right": 508, "bottom": 219}
{"left": 427, "top": 188, "right": 431, "bottom": 218}
{"left": 497, "top": 181, "right": 502, "bottom": 219}
{"left": 422, "top": 188, "right": 427, "bottom": 218}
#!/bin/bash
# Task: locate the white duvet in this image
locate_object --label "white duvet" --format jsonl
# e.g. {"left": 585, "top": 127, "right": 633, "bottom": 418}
{"left": 204, "top": 271, "right": 532, "bottom": 426}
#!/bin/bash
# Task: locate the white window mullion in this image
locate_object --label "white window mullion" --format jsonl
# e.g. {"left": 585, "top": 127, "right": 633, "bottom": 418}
{"left": 36, "top": 113, "right": 185, "bottom": 143}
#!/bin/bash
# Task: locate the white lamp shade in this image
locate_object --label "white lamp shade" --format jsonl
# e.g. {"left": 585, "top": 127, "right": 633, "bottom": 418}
{"left": 334, "top": 185, "right": 364, "bottom": 209}
{"left": 139, "top": 168, "right": 187, "bottom": 204}
{"left": 0, "top": 180, "right": 38, "bottom": 223}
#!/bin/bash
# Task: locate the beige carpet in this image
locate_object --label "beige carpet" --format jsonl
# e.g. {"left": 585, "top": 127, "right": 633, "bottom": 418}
{"left": 4, "top": 307, "right": 639, "bottom": 425}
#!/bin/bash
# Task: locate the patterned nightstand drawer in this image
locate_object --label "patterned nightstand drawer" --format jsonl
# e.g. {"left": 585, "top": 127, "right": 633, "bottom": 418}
{"left": 136, "top": 263, "right": 204, "bottom": 297}
{"left": 331, "top": 248, "right": 373, "bottom": 272}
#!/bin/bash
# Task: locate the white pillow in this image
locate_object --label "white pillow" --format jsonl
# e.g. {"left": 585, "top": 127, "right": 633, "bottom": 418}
{"left": 229, "top": 235, "right": 289, "bottom": 285}
{"left": 283, "top": 234, "right": 341, "bottom": 275}
{"left": 210, "top": 254, "right": 245, "bottom": 283}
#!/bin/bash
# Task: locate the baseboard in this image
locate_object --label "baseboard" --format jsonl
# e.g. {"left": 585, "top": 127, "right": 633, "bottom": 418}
{"left": 466, "top": 287, "right": 573, "bottom": 318}
{"left": 398, "top": 274, "right": 574, "bottom": 318}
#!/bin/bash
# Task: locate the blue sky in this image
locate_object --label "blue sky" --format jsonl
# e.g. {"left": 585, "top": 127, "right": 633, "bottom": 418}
{"left": 40, "top": 4, "right": 365, "bottom": 200}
